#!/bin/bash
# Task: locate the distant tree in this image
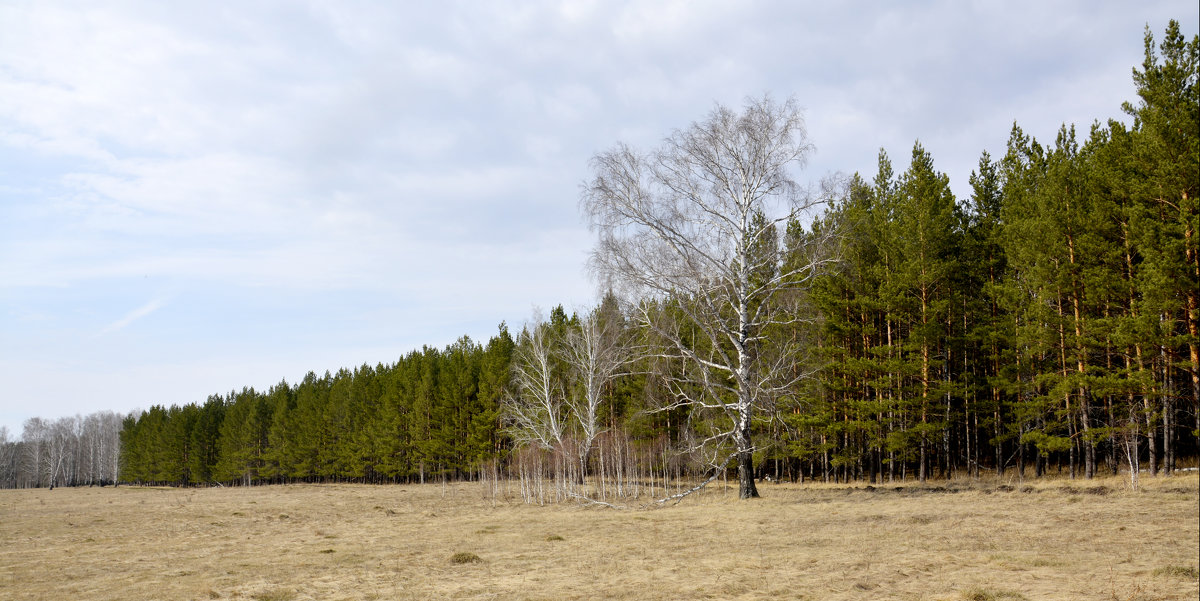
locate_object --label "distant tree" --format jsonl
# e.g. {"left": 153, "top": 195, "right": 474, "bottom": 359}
{"left": 86, "top": 411, "right": 123, "bottom": 485}
{"left": 502, "top": 313, "right": 568, "bottom": 452}
{"left": 468, "top": 324, "right": 515, "bottom": 472}
{"left": 562, "top": 303, "right": 631, "bottom": 481}
{"left": 189, "top": 397, "right": 225, "bottom": 484}
{"left": 46, "top": 416, "right": 79, "bottom": 487}
{"left": 21, "top": 417, "right": 48, "bottom": 487}
{"left": 0, "top": 427, "right": 15, "bottom": 488}
{"left": 216, "top": 390, "right": 272, "bottom": 485}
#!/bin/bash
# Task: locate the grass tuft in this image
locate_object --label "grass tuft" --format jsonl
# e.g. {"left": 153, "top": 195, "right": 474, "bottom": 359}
{"left": 450, "top": 551, "right": 482, "bottom": 564}
{"left": 1153, "top": 565, "right": 1199, "bottom": 579}
{"left": 545, "top": 534, "right": 564, "bottom": 541}
{"left": 960, "top": 587, "right": 1028, "bottom": 601}
{"left": 250, "top": 590, "right": 296, "bottom": 601}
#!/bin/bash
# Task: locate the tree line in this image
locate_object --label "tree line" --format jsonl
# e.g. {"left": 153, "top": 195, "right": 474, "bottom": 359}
{"left": 0, "top": 413, "right": 123, "bottom": 488}
{"left": 3, "top": 21, "right": 1195, "bottom": 493}
{"left": 118, "top": 334, "right": 514, "bottom": 486}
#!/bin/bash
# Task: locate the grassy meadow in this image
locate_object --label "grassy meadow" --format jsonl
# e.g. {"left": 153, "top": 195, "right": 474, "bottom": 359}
{"left": 1, "top": 474, "right": 1197, "bottom": 601}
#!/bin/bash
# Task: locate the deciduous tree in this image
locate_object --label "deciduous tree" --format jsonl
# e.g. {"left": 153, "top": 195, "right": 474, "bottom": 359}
{"left": 582, "top": 95, "right": 836, "bottom": 498}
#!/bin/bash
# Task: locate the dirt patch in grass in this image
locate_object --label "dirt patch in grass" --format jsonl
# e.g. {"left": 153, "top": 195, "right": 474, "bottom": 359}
{"left": 0, "top": 474, "right": 1196, "bottom": 600}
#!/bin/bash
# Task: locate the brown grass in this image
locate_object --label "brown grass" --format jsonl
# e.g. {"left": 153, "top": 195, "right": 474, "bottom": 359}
{"left": 1, "top": 474, "right": 1196, "bottom": 600}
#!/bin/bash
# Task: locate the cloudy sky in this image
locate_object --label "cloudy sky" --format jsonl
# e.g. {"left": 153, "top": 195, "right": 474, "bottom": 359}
{"left": 1, "top": 1, "right": 1195, "bottom": 436}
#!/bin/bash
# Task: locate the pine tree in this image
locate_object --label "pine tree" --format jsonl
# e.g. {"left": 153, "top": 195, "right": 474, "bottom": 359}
{"left": 998, "top": 124, "right": 1055, "bottom": 478}
{"left": 965, "top": 150, "right": 1011, "bottom": 475}
{"left": 893, "top": 142, "right": 961, "bottom": 481}
{"left": 1123, "top": 21, "right": 1200, "bottom": 465}
{"left": 188, "top": 395, "right": 225, "bottom": 484}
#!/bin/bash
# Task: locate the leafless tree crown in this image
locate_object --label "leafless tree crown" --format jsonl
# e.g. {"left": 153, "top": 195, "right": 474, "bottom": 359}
{"left": 582, "top": 95, "right": 822, "bottom": 302}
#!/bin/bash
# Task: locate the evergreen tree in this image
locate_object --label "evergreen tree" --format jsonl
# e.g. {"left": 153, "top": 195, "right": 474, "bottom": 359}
{"left": 893, "top": 142, "right": 961, "bottom": 480}
{"left": 964, "top": 150, "right": 1012, "bottom": 475}
{"left": 1123, "top": 21, "right": 1200, "bottom": 462}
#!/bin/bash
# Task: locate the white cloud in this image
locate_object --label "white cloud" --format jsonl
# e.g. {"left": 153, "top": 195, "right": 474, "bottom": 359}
{"left": 98, "top": 297, "right": 168, "bottom": 336}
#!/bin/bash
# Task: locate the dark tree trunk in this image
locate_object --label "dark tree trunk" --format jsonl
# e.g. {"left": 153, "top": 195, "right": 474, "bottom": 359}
{"left": 737, "top": 446, "right": 759, "bottom": 499}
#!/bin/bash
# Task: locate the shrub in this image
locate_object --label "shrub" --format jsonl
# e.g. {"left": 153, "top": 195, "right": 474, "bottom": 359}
{"left": 450, "top": 552, "right": 482, "bottom": 564}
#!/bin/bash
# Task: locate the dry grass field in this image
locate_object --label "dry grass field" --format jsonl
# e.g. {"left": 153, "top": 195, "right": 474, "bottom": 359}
{"left": 1, "top": 474, "right": 1196, "bottom": 601}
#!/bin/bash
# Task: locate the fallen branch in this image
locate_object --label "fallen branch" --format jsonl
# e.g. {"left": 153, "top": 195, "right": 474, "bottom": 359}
{"left": 566, "top": 491, "right": 627, "bottom": 510}
{"left": 648, "top": 469, "right": 724, "bottom": 507}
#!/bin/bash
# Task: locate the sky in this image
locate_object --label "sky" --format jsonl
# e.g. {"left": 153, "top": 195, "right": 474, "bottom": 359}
{"left": 1, "top": 0, "right": 1196, "bottom": 437}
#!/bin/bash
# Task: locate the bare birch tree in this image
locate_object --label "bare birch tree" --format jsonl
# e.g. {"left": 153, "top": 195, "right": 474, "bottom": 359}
{"left": 502, "top": 315, "right": 567, "bottom": 451}
{"left": 582, "top": 95, "right": 836, "bottom": 499}
{"left": 562, "top": 304, "right": 630, "bottom": 480}
{"left": 44, "top": 417, "right": 76, "bottom": 488}
{"left": 21, "top": 417, "right": 47, "bottom": 487}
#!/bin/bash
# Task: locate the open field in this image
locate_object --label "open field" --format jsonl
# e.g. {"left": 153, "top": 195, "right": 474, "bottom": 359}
{"left": 1, "top": 475, "right": 1196, "bottom": 601}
